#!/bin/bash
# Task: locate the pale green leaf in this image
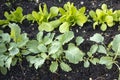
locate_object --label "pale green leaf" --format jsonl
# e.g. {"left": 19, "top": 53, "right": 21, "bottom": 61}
{"left": 90, "top": 44, "right": 98, "bottom": 54}
{"left": 50, "top": 7, "right": 59, "bottom": 17}
{"left": 0, "top": 43, "right": 7, "bottom": 53}
{"left": 59, "top": 22, "right": 70, "bottom": 33}
{"left": 98, "top": 45, "right": 107, "bottom": 54}
{"left": 101, "top": 23, "right": 107, "bottom": 31}
{"left": 56, "top": 31, "right": 74, "bottom": 45}
{"left": 60, "top": 62, "right": 72, "bottom": 72}
{"left": 84, "top": 60, "right": 90, "bottom": 68}
{"left": 75, "top": 36, "right": 84, "bottom": 46}
{"left": 37, "top": 44, "right": 47, "bottom": 53}
{"left": 65, "top": 43, "right": 84, "bottom": 64}
{"left": 90, "top": 33, "right": 104, "bottom": 43}
{"left": 0, "top": 67, "right": 7, "bottom": 75}
{"left": 49, "top": 61, "right": 58, "bottom": 73}
{"left": 49, "top": 41, "right": 61, "bottom": 55}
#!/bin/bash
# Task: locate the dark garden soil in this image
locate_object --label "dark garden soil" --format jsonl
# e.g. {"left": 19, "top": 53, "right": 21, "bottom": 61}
{"left": 0, "top": 0, "right": 120, "bottom": 80}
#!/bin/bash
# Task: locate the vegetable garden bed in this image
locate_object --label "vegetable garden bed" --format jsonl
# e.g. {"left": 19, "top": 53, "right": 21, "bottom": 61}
{"left": 0, "top": 0, "right": 120, "bottom": 80}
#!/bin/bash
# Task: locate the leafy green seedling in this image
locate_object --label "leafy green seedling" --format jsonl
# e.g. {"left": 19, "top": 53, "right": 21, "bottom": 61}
{"left": 89, "top": 4, "right": 118, "bottom": 31}
{"left": 59, "top": 2, "right": 87, "bottom": 33}
{"left": 26, "top": 3, "right": 61, "bottom": 32}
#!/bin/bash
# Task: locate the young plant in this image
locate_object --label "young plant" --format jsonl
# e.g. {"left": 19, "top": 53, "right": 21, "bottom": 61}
{"left": 89, "top": 4, "right": 119, "bottom": 31}
{"left": 90, "top": 33, "right": 120, "bottom": 79}
{"left": 26, "top": 3, "right": 61, "bottom": 32}
{"left": 0, "top": 23, "right": 29, "bottom": 75}
{"left": 0, "top": 7, "right": 25, "bottom": 27}
{"left": 59, "top": 2, "right": 87, "bottom": 33}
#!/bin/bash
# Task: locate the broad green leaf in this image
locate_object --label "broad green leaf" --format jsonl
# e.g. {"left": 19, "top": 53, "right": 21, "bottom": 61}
{"left": 41, "top": 53, "right": 48, "bottom": 59}
{"left": 98, "top": 45, "right": 107, "bottom": 54}
{"left": 99, "top": 56, "right": 113, "bottom": 65}
{"left": 37, "top": 32, "right": 43, "bottom": 43}
{"left": 5, "top": 57, "right": 12, "bottom": 69}
{"left": 32, "top": 11, "right": 39, "bottom": 21}
{"left": 1, "top": 33, "right": 10, "bottom": 43}
{"left": 59, "top": 22, "right": 70, "bottom": 33}
{"left": 37, "top": 44, "right": 47, "bottom": 53}
{"left": 56, "top": 31, "right": 74, "bottom": 45}
{"left": 0, "top": 54, "right": 7, "bottom": 67}
{"left": 75, "top": 36, "right": 84, "bottom": 46}
{"left": 65, "top": 43, "right": 84, "bottom": 64}
{"left": 112, "top": 34, "right": 120, "bottom": 54}
{"left": 60, "top": 62, "right": 72, "bottom": 72}
{"left": 0, "top": 67, "right": 7, "bottom": 75}
{"left": 90, "top": 44, "right": 98, "bottom": 54}
{"left": 49, "top": 61, "right": 58, "bottom": 73}
{"left": 49, "top": 41, "right": 61, "bottom": 55}
{"left": 100, "top": 23, "right": 107, "bottom": 31}
{"left": 51, "top": 50, "right": 63, "bottom": 59}
{"left": 26, "top": 56, "right": 45, "bottom": 69}
{"left": 9, "top": 47, "right": 19, "bottom": 56}
{"left": 84, "top": 60, "right": 90, "bottom": 68}
{"left": 90, "top": 33, "right": 104, "bottom": 43}
{"left": 43, "top": 33, "right": 55, "bottom": 45}
{"left": 0, "top": 43, "right": 7, "bottom": 53}
{"left": 26, "top": 40, "right": 39, "bottom": 53}
{"left": 34, "top": 58, "right": 45, "bottom": 69}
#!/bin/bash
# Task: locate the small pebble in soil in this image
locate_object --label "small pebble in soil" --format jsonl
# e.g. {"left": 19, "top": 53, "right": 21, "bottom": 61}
{"left": 76, "top": 29, "right": 78, "bottom": 33}
{"left": 92, "top": 2, "right": 95, "bottom": 6}
{"left": 80, "top": 1, "right": 84, "bottom": 5}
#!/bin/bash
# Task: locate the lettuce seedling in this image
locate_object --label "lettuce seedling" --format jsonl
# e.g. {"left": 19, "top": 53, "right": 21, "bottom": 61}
{"left": 26, "top": 4, "right": 61, "bottom": 32}
{"left": 59, "top": 2, "right": 87, "bottom": 33}
{"left": 89, "top": 4, "right": 119, "bottom": 31}
{"left": 0, "top": 7, "right": 24, "bottom": 27}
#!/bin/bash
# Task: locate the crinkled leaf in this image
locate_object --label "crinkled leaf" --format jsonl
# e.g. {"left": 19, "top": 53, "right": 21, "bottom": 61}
{"left": 105, "top": 16, "right": 113, "bottom": 27}
{"left": 90, "top": 58, "right": 99, "bottom": 65}
{"left": 1, "top": 33, "right": 10, "bottom": 43}
{"left": 60, "top": 62, "right": 72, "bottom": 72}
{"left": 37, "top": 32, "right": 43, "bottom": 42}
{"left": 9, "top": 47, "right": 19, "bottom": 56}
{"left": 90, "top": 33, "right": 104, "bottom": 43}
{"left": 49, "top": 61, "right": 58, "bottom": 73}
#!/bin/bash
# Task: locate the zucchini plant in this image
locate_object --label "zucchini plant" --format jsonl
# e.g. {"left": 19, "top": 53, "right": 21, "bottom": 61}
{"left": 0, "top": 23, "right": 29, "bottom": 75}
{"left": 0, "top": 7, "right": 25, "bottom": 27}
{"left": 59, "top": 2, "right": 87, "bottom": 33}
{"left": 26, "top": 3, "right": 61, "bottom": 32}
{"left": 89, "top": 4, "right": 119, "bottom": 31}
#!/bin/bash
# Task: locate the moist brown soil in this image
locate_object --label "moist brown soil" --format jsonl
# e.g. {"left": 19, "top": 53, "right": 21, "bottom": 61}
{"left": 0, "top": 0, "right": 120, "bottom": 80}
